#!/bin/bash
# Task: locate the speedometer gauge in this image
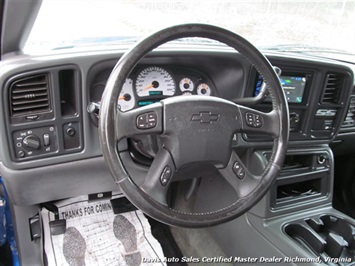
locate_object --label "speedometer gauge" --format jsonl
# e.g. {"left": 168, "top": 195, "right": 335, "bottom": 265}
{"left": 118, "top": 78, "right": 135, "bottom": 111}
{"left": 135, "top": 67, "right": 176, "bottom": 97}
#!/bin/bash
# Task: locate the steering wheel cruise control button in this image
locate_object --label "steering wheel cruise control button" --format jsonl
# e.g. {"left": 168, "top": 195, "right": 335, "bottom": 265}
{"left": 233, "top": 161, "right": 245, "bottom": 179}
{"left": 238, "top": 168, "right": 246, "bottom": 179}
{"left": 137, "top": 112, "right": 157, "bottom": 129}
{"left": 245, "top": 112, "right": 263, "bottom": 128}
{"left": 160, "top": 166, "right": 172, "bottom": 186}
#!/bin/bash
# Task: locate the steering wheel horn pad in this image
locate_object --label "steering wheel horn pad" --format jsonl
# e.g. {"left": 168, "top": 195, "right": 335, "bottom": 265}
{"left": 161, "top": 96, "right": 240, "bottom": 169}
{"left": 99, "top": 23, "right": 289, "bottom": 227}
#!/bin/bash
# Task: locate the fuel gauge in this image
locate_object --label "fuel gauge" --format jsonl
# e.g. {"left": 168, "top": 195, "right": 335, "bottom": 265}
{"left": 197, "top": 83, "right": 211, "bottom": 96}
{"left": 179, "top": 78, "right": 194, "bottom": 92}
{"left": 118, "top": 78, "right": 135, "bottom": 111}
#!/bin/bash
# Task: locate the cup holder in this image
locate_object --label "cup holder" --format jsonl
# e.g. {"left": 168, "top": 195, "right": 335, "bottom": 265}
{"left": 284, "top": 215, "right": 355, "bottom": 264}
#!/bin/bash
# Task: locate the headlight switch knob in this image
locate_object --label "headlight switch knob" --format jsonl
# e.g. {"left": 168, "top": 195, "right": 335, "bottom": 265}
{"left": 23, "top": 135, "right": 41, "bottom": 150}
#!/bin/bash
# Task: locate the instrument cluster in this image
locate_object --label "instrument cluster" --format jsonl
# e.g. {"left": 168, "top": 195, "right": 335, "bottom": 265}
{"left": 90, "top": 65, "right": 215, "bottom": 112}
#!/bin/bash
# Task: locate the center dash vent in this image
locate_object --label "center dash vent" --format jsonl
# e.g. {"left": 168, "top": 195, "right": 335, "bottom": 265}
{"left": 341, "top": 97, "right": 355, "bottom": 129}
{"left": 9, "top": 74, "right": 51, "bottom": 116}
{"left": 321, "top": 73, "right": 343, "bottom": 104}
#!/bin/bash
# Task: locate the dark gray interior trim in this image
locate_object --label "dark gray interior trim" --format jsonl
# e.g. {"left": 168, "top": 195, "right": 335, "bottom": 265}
{"left": 9, "top": 204, "right": 42, "bottom": 266}
{"left": 205, "top": 206, "right": 355, "bottom": 266}
{"left": 0, "top": 156, "right": 119, "bottom": 205}
{"left": 1, "top": 0, "right": 42, "bottom": 56}
{"left": 0, "top": 47, "right": 354, "bottom": 170}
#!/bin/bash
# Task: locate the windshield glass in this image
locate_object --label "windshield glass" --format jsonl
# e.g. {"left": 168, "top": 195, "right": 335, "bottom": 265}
{"left": 25, "top": 0, "right": 355, "bottom": 60}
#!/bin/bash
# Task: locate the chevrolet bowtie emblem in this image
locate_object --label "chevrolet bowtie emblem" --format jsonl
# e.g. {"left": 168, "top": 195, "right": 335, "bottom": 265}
{"left": 191, "top": 112, "right": 220, "bottom": 123}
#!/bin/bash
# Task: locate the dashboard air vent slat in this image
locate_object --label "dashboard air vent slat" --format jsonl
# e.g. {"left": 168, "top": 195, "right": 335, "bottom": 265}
{"left": 341, "top": 97, "right": 355, "bottom": 129}
{"left": 9, "top": 74, "right": 51, "bottom": 116}
{"left": 321, "top": 73, "right": 343, "bottom": 104}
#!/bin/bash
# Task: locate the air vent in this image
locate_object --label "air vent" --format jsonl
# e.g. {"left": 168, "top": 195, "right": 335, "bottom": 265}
{"left": 341, "top": 97, "right": 355, "bottom": 129}
{"left": 9, "top": 74, "right": 51, "bottom": 116}
{"left": 321, "top": 73, "right": 343, "bottom": 104}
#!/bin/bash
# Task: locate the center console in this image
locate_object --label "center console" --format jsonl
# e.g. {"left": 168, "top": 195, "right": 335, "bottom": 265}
{"left": 206, "top": 146, "right": 355, "bottom": 265}
{"left": 248, "top": 148, "right": 333, "bottom": 218}
{"left": 285, "top": 215, "right": 355, "bottom": 263}
{"left": 253, "top": 148, "right": 355, "bottom": 263}
{"left": 270, "top": 151, "right": 331, "bottom": 211}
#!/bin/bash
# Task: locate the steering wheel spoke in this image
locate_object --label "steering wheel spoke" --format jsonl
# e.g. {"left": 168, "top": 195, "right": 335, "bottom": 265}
{"left": 115, "top": 102, "right": 163, "bottom": 140}
{"left": 140, "top": 148, "right": 176, "bottom": 206}
{"left": 218, "top": 150, "right": 259, "bottom": 198}
{"left": 238, "top": 106, "right": 280, "bottom": 138}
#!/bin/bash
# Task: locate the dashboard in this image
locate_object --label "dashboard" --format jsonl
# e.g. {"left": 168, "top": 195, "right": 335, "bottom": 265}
{"left": 86, "top": 52, "right": 354, "bottom": 145}
{"left": 0, "top": 47, "right": 355, "bottom": 205}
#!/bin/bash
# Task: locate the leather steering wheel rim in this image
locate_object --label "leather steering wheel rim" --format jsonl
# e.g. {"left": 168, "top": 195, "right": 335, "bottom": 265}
{"left": 99, "top": 23, "right": 289, "bottom": 228}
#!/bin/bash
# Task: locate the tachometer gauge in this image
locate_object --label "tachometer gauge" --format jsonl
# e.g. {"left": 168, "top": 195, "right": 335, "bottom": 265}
{"left": 135, "top": 67, "right": 176, "bottom": 97}
{"left": 179, "top": 78, "right": 194, "bottom": 92}
{"left": 197, "top": 83, "right": 211, "bottom": 96}
{"left": 118, "top": 78, "right": 135, "bottom": 111}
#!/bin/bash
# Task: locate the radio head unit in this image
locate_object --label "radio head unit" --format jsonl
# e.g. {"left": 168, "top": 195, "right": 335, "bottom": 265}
{"left": 255, "top": 74, "right": 309, "bottom": 103}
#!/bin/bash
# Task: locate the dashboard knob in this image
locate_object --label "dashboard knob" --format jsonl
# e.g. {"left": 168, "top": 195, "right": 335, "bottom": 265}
{"left": 66, "top": 127, "right": 76, "bottom": 136}
{"left": 23, "top": 135, "right": 41, "bottom": 150}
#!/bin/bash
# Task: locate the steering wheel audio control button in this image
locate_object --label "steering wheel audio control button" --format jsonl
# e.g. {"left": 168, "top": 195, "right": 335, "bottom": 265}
{"left": 160, "top": 166, "right": 172, "bottom": 186}
{"left": 137, "top": 112, "right": 157, "bottom": 129}
{"left": 245, "top": 112, "right": 262, "bottom": 128}
{"left": 137, "top": 114, "right": 148, "bottom": 128}
{"left": 233, "top": 161, "right": 245, "bottom": 179}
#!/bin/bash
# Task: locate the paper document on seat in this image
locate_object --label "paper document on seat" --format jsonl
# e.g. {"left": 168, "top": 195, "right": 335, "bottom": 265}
{"left": 41, "top": 194, "right": 166, "bottom": 266}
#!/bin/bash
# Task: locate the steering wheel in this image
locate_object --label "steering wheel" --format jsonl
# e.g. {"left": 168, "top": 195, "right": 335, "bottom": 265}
{"left": 99, "top": 24, "right": 289, "bottom": 227}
